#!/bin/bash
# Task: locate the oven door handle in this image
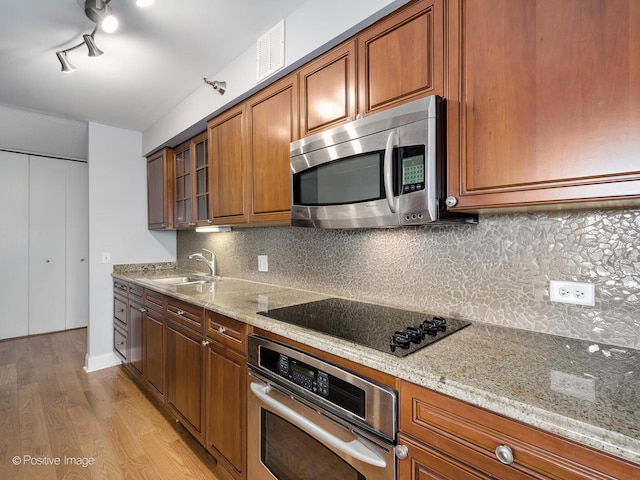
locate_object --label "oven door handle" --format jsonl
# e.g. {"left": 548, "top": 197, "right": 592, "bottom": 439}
{"left": 383, "top": 131, "right": 398, "bottom": 214}
{"left": 250, "top": 381, "right": 387, "bottom": 468}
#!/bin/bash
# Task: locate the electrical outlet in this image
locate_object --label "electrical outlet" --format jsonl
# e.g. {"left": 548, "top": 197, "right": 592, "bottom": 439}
{"left": 101, "top": 251, "right": 111, "bottom": 264}
{"left": 550, "top": 280, "right": 595, "bottom": 306}
{"left": 258, "top": 255, "right": 268, "bottom": 272}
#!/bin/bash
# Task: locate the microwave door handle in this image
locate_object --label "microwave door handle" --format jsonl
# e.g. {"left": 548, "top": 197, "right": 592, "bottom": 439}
{"left": 383, "top": 131, "right": 398, "bottom": 213}
{"left": 250, "top": 381, "right": 387, "bottom": 468}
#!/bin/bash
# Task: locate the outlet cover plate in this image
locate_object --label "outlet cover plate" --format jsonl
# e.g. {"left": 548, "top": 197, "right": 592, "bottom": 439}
{"left": 550, "top": 280, "right": 595, "bottom": 306}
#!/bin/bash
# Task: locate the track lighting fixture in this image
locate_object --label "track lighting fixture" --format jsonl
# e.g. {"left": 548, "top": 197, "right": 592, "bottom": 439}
{"left": 55, "top": 0, "right": 152, "bottom": 73}
{"left": 203, "top": 78, "right": 227, "bottom": 95}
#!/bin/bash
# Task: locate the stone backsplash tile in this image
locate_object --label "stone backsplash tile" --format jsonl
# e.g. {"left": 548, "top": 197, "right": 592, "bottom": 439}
{"left": 178, "top": 208, "right": 640, "bottom": 349}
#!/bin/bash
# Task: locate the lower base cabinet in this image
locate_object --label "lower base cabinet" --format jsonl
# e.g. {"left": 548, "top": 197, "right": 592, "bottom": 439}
{"left": 166, "top": 320, "right": 206, "bottom": 443}
{"left": 398, "top": 381, "right": 640, "bottom": 479}
{"left": 206, "top": 342, "right": 246, "bottom": 476}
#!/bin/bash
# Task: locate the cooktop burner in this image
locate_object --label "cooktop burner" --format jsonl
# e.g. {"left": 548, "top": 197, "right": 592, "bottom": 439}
{"left": 257, "top": 298, "right": 471, "bottom": 357}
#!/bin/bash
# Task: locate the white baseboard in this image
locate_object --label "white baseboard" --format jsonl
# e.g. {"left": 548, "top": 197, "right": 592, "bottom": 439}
{"left": 84, "top": 352, "right": 122, "bottom": 372}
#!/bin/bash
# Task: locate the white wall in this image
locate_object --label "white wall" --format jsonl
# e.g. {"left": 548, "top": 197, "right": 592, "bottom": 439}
{"left": 0, "top": 104, "right": 87, "bottom": 160}
{"left": 86, "top": 123, "right": 176, "bottom": 372}
{"left": 142, "top": 0, "right": 406, "bottom": 154}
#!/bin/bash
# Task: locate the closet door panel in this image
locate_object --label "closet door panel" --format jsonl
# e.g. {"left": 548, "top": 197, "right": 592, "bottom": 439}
{"left": 65, "top": 161, "right": 89, "bottom": 329}
{"left": 0, "top": 151, "right": 29, "bottom": 340}
{"left": 29, "top": 156, "right": 66, "bottom": 335}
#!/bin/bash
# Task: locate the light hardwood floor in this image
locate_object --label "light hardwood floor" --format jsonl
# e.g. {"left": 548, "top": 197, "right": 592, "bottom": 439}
{"left": 0, "top": 328, "right": 232, "bottom": 480}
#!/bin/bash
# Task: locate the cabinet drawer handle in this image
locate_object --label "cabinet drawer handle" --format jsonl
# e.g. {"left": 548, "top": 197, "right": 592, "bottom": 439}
{"left": 202, "top": 340, "right": 210, "bottom": 347}
{"left": 217, "top": 326, "right": 226, "bottom": 336}
{"left": 118, "top": 308, "right": 125, "bottom": 313}
{"left": 177, "top": 309, "right": 184, "bottom": 316}
{"left": 138, "top": 307, "right": 147, "bottom": 313}
{"left": 495, "top": 445, "right": 514, "bottom": 465}
{"left": 395, "top": 444, "right": 408, "bottom": 460}
{"left": 116, "top": 341, "right": 125, "bottom": 347}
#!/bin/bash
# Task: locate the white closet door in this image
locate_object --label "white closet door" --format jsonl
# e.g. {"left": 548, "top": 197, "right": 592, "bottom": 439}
{"left": 0, "top": 151, "right": 29, "bottom": 340}
{"left": 65, "top": 161, "right": 89, "bottom": 329}
{"left": 29, "top": 156, "right": 66, "bottom": 335}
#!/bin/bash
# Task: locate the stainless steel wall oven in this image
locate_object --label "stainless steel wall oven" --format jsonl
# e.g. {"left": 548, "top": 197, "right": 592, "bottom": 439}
{"left": 247, "top": 335, "right": 398, "bottom": 480}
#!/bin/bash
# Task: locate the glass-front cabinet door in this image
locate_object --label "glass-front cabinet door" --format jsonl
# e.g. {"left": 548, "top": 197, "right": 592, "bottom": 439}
{"left": 174, "top": 131, "right": 210, "bottom": 229}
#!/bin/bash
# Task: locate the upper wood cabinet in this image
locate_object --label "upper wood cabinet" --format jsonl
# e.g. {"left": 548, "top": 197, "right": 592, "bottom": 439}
{"left": 208, "top": 104, "right": 248, "bottom": 225}
{"left": 299, "top": 0, "right": 444, "bottom": 137}
{"left": 446, "top": 0, "right": 640, "bottom": 210}
{"left": 357, "top": 0, "right": 444, "bottom": 117}
{"left": 174, "top": 131, "right": 210, "bottom": 229}
{"left": 299, "top": 41, "right": 357, "bottom": 137}
{"left": 147, "top": 147, "right": 174, "bottom": 230}
{"left": 245, "top": 74, "right": 298, "bottom": 223}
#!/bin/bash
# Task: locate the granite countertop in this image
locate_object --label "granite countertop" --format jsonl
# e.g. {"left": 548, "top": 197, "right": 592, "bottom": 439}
{"left": 113, "top": 266, "right": 640, "bottom": 464}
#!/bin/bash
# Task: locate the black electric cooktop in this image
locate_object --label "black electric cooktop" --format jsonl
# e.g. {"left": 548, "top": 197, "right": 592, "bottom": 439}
{"left": 257, "top": 298, "right": 471, "bottom": 357}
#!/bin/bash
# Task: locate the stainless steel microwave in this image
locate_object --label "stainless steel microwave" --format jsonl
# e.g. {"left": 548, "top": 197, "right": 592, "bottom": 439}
{"left": 290, "top": 96, "right": 477, "bottom": 228}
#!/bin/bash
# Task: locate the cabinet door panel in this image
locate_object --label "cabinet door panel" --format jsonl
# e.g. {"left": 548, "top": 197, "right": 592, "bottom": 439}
{"left": 129, "top": 301, "right": 144, "bottom": 375}
{"left": 300, "top": 41, "right": 356, "bottom": 136}
{"left": 247, "top": 75, "right": 298, "bottom": 223}
{"left": 167, "top": 323, "right": 204, "bottom": 439}
{"left": 447, "top": 0, "right": 640, "bottom": 209}
{"left": 145, "top": 311, "right": 164, "bottom": 396}
{"left": 29, "top": 156, "right": 66, "bottom": 335}
{"left": 206, "top": 343, "right": 246, "bottom": 473}
{"left": 147, "top": 148, "right": 173, "bottom": 229}
{"left": 209, "top": 105, "right": 247, "bottom": 223}
{"left": 358, "top": 0, "right": 444, "bottom": 115}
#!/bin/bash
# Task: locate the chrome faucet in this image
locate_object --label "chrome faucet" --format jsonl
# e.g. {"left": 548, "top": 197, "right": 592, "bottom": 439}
{"left": 188, "top": 248, "right": 216, "bottom": 276}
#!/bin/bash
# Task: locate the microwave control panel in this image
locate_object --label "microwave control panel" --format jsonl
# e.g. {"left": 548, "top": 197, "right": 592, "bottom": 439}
{"left": 399, "top": 145, "right": 426, "bottom": 194}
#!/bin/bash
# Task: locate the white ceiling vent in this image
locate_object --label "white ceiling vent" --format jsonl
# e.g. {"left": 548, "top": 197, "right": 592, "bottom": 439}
{"left": 256, "top": 19, "right": 285, "bottom": 82}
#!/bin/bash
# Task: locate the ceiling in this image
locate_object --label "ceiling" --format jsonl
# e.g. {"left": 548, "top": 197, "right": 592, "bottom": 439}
{"left": 0, "top": 0, "right": 306, "bottom": 132}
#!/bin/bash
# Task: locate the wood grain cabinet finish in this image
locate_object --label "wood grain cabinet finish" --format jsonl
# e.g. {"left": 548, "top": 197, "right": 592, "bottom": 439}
{"left": 144, "top": 289, "right": 165, "bottom": 400}
{"left": 299, "top": 40, "right": 357, "bottom": 137}
{"left": 127, "top": 284, "right": 144, "bottom": 377}
{"left": 113, "top": 280, "right": 129, "bottom": 362}
{"left": 399, "top": 381, "right": 640, "bottom": 479}
{"left": 167, "top": 319, "right": 206, "bottom": 444}
{"left": 446, "top": 0, "right": 640, "bottom": 210}
{"left": 205, "top": 311, "right": 248, "bottom": 479}
{"left": 173, "top": 131, "right": 210, "bottom": 229}
{"left": 147, "top": 147, "right": 174, "bottom": 230}
{"left": 208, "top": 104, "right": 248, "bottom": 224}
{"left": 245, "top": 73, "right": 299, "bottom": 224}
{"left": 358, "top": 0, "right": 444, "bottom": 116}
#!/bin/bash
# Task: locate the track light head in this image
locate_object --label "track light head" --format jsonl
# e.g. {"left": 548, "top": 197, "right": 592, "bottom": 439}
{"left": 83, "top": 34, "right": 104, "bottom": 57}
{"left": 84, "top": 0, "right": 118, "bottom": 33}
{"left": 203, "top": 78, "right": 227, "bottom": 95}
{"left": 56, "top": 51, "right": 76, "bottom": 73}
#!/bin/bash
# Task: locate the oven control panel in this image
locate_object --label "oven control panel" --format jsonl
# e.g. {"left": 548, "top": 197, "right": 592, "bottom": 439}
{"left": 277, "top": 353, "right": 329, "bottom": 397}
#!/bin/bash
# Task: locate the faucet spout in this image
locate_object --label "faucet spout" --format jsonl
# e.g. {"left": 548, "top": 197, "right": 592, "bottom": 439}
{"left": 188, "top": 248, "right": 216, "bottom": 276}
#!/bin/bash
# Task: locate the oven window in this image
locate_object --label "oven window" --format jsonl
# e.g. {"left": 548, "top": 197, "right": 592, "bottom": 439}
{"left": 293, "top": 152, "right": 384, "bottom": 206}
{"left": 261, "top": 410, "right": 365, "bottom": 480}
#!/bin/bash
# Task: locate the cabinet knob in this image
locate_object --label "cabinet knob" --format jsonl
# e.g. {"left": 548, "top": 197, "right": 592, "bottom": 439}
{"left": 495, "top": 445, "right": 514, "bottom": 465}
{"left": 445, "top": 196, "right": 458, "bottom": 207}
{"left": 116, "top": 341, "right": 125, "bottom": 347}
{"left": 202, "top": 340, "right": 210, "bottom": 347}
{"left": 177, "top": 309, "right": 184, "bottom": 316}
{"left": 138, "top": 307, "right": 147, "bottom": 313}
{"left": 217, "top": 326, "right": 226, "bottom": 335}
{"left": 395, "top": 444, "right": 408, "bottom": 460}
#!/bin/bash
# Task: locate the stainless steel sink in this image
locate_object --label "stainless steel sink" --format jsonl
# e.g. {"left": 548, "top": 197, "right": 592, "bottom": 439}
{"left": 150, "top": 275, "right": 220, "bottom": 286}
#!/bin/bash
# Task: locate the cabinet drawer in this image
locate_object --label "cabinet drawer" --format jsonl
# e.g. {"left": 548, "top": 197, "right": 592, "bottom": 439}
{"left": 206, "top": 311, "right": 246, "bottom": 353}
{"left": 113, "top": 325, "right": 127, "bottom": 361}
{"left": 166, "top": 297, "right": 204, "bottom": 333}
{"left": 114, "top": 296, "right": 127, "bottom": 326}
{"left": 399, "top": 381, "right": 640, "bottom": 479}
{"left": 144, "top": 289, "right": 165, "bottom": 313}
{"left": 128, "top": 283, "right": 144, "bottom": 303}
{"left": 113, "top": 280, "right": 128, "bottom": 299}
